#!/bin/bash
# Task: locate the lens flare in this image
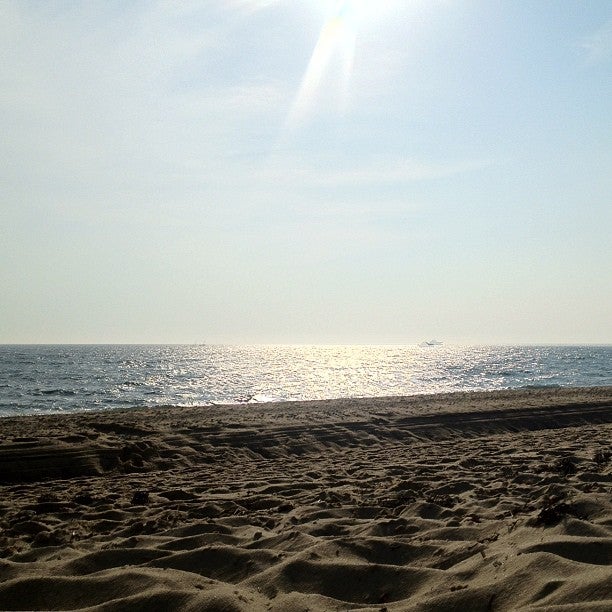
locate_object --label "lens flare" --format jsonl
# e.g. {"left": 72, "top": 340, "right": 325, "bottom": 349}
{"left": 287, "top": 0, "right": 363, "bottom": 129}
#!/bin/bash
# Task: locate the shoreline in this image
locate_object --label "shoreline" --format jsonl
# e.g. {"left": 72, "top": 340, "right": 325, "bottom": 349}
{"left": 3, "top": 384, "right": 612, "bottom": 421}
{"left": 1, "top": 387, "right": 611, "bottom": 610}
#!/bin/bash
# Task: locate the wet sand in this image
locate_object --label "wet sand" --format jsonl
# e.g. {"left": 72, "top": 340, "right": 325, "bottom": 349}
{"left": 0, "top": 387, "right": 611, "bottom": 611}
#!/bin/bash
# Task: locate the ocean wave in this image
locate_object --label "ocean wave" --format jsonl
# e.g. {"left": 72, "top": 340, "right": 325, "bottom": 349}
{"left": 1, "top": 345, "right": 610, "bottom": 417}
{"left": 33, "top": 389, "right": 78, "bottom": 397}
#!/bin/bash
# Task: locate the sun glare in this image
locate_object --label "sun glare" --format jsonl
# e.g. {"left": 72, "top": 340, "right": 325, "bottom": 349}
{"left": 284, "top": 0, "right": 402, "bottom": 130}
{"left": 286, "top": 1, "right": 364, "bottom": 128}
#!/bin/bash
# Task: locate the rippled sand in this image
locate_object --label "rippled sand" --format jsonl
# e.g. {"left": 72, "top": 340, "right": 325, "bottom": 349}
{"left": 0, "top": 387, "right": 611, "bottom": 610}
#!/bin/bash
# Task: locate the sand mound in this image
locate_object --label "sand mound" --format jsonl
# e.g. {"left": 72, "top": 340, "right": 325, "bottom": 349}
{"left": 0, "top": 387, "right": 610, "bottom": 610}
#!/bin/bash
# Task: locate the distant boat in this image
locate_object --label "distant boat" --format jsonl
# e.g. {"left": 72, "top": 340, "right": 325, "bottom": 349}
{"left": 420, "top": 339, "right": 443, "bottom": 347}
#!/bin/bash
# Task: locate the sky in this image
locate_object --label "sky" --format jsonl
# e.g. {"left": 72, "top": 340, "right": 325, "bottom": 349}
{"left": 1, "top": 0, "right": 611, "bottom": 345}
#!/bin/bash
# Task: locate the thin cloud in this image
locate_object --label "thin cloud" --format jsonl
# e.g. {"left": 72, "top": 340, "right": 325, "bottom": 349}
{"left": 314, "top": 159, "right": 493, "bottom": 186}
{"left": 225, "top": 0, "right": 284, "bottom": 14}
{"left": 0, "top": 2, "right": 289, "bottom": 207}
{"left": 261, "top": 156, "right": 493, "bottom": 187}
{"left": 581, "top": 18, "right": 612, "bottom": 64}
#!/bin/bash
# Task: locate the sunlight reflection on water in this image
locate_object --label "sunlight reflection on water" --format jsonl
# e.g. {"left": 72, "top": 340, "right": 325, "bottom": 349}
{"left": 0, "top": 344, "right": 610, "bottom": 416}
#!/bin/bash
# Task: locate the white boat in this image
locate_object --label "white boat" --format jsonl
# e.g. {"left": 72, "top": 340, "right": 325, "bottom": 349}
{"left": 420, "top": 339, "right": 443, "bottom": 347}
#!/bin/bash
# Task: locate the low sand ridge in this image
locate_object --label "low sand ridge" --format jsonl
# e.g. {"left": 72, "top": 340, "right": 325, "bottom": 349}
{"left": 0, "top": 387, "right": 610, "bottom": 610}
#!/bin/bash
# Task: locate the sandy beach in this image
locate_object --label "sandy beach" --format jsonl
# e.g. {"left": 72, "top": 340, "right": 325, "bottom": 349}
{"left": 0, "top": 387, "right": 610, "bottom": 611}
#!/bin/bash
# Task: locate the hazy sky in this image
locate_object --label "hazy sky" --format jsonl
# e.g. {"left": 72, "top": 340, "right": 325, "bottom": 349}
{"left": 1, "top": 0, "right": 611, "bottom": 344}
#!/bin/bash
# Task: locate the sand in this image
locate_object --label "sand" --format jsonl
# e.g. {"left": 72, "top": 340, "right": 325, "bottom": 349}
{"left": 0, "top": 387, "right": 610, "bottom": 611}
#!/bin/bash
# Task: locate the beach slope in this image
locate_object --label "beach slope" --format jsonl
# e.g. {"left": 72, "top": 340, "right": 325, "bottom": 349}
{"left": 0, "top": 387, "right": 611, "bottom": 610}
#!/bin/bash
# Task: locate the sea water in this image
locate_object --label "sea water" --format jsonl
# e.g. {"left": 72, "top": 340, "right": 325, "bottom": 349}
{"left": 0, "top": 344, "right": 610, "bottom": 417}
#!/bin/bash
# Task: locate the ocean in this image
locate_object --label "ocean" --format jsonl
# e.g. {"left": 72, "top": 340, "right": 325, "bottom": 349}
{"left": 0, "top": 344, "right": 610, "bottom": 417}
